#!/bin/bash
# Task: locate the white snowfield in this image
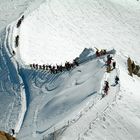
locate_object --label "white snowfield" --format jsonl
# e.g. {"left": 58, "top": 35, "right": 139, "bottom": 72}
{"left": 19, "top": 0, "right": 140, "bottom": 65}
{"left": 0, "top": 0, "right": 140, "bottom": 140}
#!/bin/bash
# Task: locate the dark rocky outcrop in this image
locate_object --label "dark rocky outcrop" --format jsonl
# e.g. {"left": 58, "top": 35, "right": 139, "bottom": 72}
{"left": 127, "top": 57, "right": 140, "bottom": 77}
{"left": 0, "top": 131, "right": 16, "bottom": 140}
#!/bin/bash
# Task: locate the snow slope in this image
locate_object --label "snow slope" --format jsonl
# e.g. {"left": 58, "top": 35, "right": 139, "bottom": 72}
{"left": 17, "top": 49, "right": 107, "bottom": 140}
{"left": 0, "top": 0, "right": 140, "bottom": 140}
{"left": 78, "top": 55, "right": 140, "bottom": 140}
{"left": 0, "top": 0, "right": 46, "bottom": 135}
{"left": 0, "top": 23, "right": 26, "bottom": 134}
{"left": 19, "top": 0, "right": 140, "bottom": 65}
{"left": 0, "top": 0, "right": 45, "bottom": 31}
{"left": 56, "top": 67, "right": 120, "bottom": 140}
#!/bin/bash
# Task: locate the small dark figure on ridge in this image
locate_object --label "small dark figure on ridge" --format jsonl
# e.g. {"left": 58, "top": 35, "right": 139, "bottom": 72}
{"left": 115, "top": 76, "right": 119, "bottom": 85}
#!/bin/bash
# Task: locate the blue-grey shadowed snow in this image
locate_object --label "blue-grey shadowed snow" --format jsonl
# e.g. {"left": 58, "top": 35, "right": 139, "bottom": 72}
{"left": 0, "top": 28, "right": 23, "bottom": 132}
{"left": 0, "top": 29, "right": 20, "bottom": 85}
{"left": 17, "top": 67, "right": 70, "bottom": 124}
{"left": 16, "top": 48, "right": 105, "bottom": 137}
{"left": 18, "top": 68, "right": 30, "bottom": 111}
{"left": 78, "top": 48, "right": 96, "bottom": 64}
{"left": 35, "top": 59, "right": 104, "bottom": 132}
{"left": 86, "top": 91, "right": 97, "bottom": 98}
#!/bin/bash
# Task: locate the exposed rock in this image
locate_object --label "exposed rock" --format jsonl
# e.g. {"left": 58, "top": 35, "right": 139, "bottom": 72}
{"left": 133, "top": 65, "right": 140, "bottom": 75}
{"left": 127, "top": 57, "right": 132, "bottom": 76}
{"left": 127, "top": 58, "right": 140, "bottom": 78}
{"left": 0, "top": 131, "right": 16, "bottom": 140}
{"left": 137, "top": 70, "right": 140, "bottom": 77}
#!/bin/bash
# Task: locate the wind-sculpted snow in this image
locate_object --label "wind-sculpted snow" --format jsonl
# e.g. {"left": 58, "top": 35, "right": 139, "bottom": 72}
{"left": 55, "top": 68, "right": 120, "bottom": 140}
{"left": 17, "top": 54, "right": 106, "bottom": 140}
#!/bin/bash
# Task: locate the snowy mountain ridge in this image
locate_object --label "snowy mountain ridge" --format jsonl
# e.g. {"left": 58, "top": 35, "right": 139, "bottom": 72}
{"left": 0, "top": 0, "right": 140, "bottom": 140}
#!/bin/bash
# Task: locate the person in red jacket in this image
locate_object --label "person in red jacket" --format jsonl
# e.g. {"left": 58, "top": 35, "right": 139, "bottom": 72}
{"left": 96, "top": 50, "right": 100, "bottom": 57}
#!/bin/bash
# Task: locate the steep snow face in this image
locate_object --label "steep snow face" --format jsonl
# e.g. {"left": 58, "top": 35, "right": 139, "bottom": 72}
{"left": 0, "top": 0, "right": 44, "bottom": 31}
{"left": 77, "top": 55, "right": 140, "bottom": 140}
{"left": 0, "top": 25, "right": 25, "bottom": 134}
{"left": 17, "top": 51, "right": 106, "bottom": 140}
{"left": 19, "top": 0, "right": 140, "bottom": 65}
{"left": 52, "top": 52, "right": 140, "bottom": 140}
{"left": 0, "top": 0, "right": 46, "bottom": 134}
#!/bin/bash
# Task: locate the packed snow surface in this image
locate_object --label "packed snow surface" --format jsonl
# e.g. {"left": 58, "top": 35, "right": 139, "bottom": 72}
{"left": 0, "top": 0, "right": 140, "bottom": 140}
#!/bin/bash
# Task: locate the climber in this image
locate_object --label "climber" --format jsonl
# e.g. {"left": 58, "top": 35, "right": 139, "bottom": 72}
{"left": 12, "top": 50, "right": 15, "bottom": 56}
{"left": 15, "top": 35, "right": 19, "bottom": 47}
{"left": 11, "top": 129, "right": 15, "bottom": 136}
{"left": 112, "top": 61, "right": 116, "bottom": 69}
{"left": 96, "top": 50, "right": 100, "bottom": 57}
{"left": 100, "top": 49, "right": 106, "bottom": 55}
{"left": 73, "top": 59, "right": 79, "bottom": 66}
{"left": 17, "top": 15, "right": 24, "bottom": 28}
{"left": 103, "top": 81, "right": 109, "bottom": 95}
{"left": 115, "top": 76, "right": 119, "bottom": 85}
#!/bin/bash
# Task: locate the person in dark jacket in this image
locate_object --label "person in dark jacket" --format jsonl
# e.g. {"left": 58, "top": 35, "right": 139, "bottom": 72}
{"left": 73, "top": 59, "right": 79, "bottom": 66}
{"left": 96, "top": 50, "right": 100, "bottom": 57}
{"left": 112, "top": 61, "right": 116, "bottom": 69}
{"left": 15, "top": 35, "right": 19, "bottom": 47}
{"left": 11, "top": 129, "right": 15, "bottom": 136}
{"left": 12, "top": 50, "right": 15, "bottom": 55}
{"left": 115, "top": 76, "right": 119, "bottom": 85}
{"left": 104, "top": 81, "right": 109, "bottom": 95}
{"left": 17, "top": 15, "right": 24, "bottom": 28}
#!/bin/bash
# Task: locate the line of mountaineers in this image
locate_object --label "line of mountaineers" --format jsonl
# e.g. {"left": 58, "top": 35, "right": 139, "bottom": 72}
{"left": 95, "top": 48, "right": 119, "bottom": 98}
{"left": 29, "top": 48, "right": 109, "bottom": 74}
{"left": 11, "top": 15, "right": 24, "bottom": 56}
{"left": 29, "top": 59, "right": 79, "bottom": 74}
{"left": 14, "top": 15, "right": 120, "bottom": 98}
